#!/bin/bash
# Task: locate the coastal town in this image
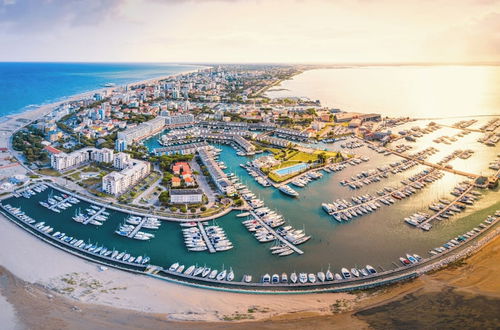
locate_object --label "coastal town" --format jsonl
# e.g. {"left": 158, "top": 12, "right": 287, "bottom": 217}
{"left": 0, "top": 64, "right": 498, "bottom": 291}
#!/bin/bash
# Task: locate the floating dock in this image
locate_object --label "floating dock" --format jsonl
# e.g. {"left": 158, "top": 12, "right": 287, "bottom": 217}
{"left": 82, "top": 206, "right": 107, "bottom": 225}
{"left": 197, "top": 222, "right": 216, "bottom": 253}
{"left": 418, "top": 185, "right": 474, "bottom": 229}
{"left": 127, "top": 217, "right": 147, "bottom": 238}
{"left": 249, "top": 210, "right": 304, "bottom": 255}
{"left": 49, "top": 195, "right": 73, "bottom": 211}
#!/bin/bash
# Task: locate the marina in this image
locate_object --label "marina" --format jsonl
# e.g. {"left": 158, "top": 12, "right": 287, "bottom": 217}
{"left": 2, "top": 118, "right": 499, "bottom": 292}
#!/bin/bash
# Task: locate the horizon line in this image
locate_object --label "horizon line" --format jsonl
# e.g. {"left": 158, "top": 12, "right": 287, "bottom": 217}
{"left": 1, "top": 61, "right": 500, "bottom": 67}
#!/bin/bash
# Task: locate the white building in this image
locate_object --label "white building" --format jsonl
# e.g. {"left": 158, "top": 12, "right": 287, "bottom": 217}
{"left": 164, "top": 114, "right": 195, "bottom": 127}
{"left": 198, "top": 149, "right": 235, "bottom": 196}
{"left": 51, "top": 148, "right": 114, "bottom": 171}
{"left": 169, "top": 188, "right": 203, "bottom": 204}
{"left": 102, "top": 154, "right": 151, "bottom": 196}
{"left": 117, "top": 117, "right": 166, "bottom": 145}
{"left": 113, "top": 152, "right": 132, "bottom": 170}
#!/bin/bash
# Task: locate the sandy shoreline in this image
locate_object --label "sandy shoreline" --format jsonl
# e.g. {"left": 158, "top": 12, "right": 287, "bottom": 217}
{"left": 3, "top": 66, "right": 206, "bottom": 124}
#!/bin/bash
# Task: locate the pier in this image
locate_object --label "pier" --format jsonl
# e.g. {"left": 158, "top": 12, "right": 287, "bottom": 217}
{"left": 328, "top": 168, "right": 441, "bottom": 214}
{"left": 418, "top": 184, "right": 474, "bottom": 229}
{"left": 343, "top": 161, "right": 416, "bottom": 187}
{"left": 197, "top": 222, "right": 216, "bottom": 253}
{"left": 249, "top": 210, "right": 304, "bottom": 255}
{"left": 127, "top": 217, "right": 147, "bottom": 238}
{"left": 385, "top": 148, "right": 480, "bottom": 179}
{"left": 82, "top": 206, "right": 106, "bottom": 225}
{"left": 48, "top": 195, "right": 73, "bottom": 211}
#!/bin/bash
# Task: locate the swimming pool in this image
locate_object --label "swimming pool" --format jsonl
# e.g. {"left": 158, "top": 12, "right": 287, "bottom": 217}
{"left": 273, "top": 163, "right": 309, "bottom": 176}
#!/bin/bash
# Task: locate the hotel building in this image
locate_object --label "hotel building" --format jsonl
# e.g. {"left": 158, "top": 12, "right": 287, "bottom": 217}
{"left": 102, "top": 154, "right": 151, "bottom": 196}
{"left": 51, "top": 148, "right": 114, "bottom": 171}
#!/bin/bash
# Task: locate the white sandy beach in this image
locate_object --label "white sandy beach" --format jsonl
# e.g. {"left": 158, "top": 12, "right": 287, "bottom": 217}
{"left": 0, "top": 214, "right": 353, "bottom": 322}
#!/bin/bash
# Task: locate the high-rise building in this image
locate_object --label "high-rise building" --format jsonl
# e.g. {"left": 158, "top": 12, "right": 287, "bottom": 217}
{"left": 115, "top": 139, "right": 127, "bottom": 152}
{"left": 50, "top": 148, "right": 114, "bottom": 171}
{"left": 102, "top": 154, "right": 150, "bottom": 195}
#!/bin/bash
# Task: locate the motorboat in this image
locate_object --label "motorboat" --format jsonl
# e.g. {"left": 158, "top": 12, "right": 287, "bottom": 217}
{"left": 169, "top": 262, "right": 180, "bottom": 272}
{"left": 317, "top": 272, "right": 326, "bottom": 282}
{"left": 290, "top": 272, "right": 298, "bottom": 283}
{"left": 341, "top": 268, "right": 351, "bottom": 279}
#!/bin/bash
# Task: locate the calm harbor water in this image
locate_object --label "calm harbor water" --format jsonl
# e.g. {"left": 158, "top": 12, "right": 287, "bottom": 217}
{"left": 3, "top": 119, "right": 499, "bottom": 280}
{"left": 266, "top": 66, "right": 500, "bottom": 118}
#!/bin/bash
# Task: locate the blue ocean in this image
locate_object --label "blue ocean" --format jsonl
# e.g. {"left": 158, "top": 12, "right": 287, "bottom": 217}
{"left": 0, "top": 62, "right": 202, "bottom": 117}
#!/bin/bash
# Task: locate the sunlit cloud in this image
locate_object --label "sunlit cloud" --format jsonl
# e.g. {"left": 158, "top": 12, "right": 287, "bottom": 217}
{"left": 0, "top": 0, "right": 498, "bottom": 63}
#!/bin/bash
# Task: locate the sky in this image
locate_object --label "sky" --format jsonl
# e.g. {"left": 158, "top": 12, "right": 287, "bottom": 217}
{"left": 0, "top": 0, "right": 499, "bottom": 63}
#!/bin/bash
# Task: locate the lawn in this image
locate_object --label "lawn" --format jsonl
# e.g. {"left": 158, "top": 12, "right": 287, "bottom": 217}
{"left": 81, "top": 177, "right": 101, "bottom": 186}
{"left": 82, "top": 165, "right": 101, "bottom": 173}
{"left": 69, "top": 172, "right": 81, "bottom": 181}
{"left": 37, "top": 168, "right": 62, "bottom": 176}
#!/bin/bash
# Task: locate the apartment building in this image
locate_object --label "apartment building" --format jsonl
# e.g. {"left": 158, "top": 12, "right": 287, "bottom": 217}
{"left": 102, "top": 154, "right": 151, "bottom": 196}
{"left": 198, "top": 149, "right": 235, "bottom": 196}
{"left": 169, "top": 188, "right": 203, "bottom": 204}
{"left": 51, "top": 147, "right": 114, "bottom": 171}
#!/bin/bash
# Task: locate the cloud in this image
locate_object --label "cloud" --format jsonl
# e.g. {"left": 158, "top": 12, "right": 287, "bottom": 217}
{"left": 423, "top": 11, "right": 500, "bottom": 62}
{"left": 0, "top": 0, "right": 122, "bottom": 33}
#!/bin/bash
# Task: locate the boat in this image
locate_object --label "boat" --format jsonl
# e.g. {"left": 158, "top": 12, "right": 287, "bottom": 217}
{"left": 350, "top": 268, "right": 360, "bottom": 277}
{"left": 208, "top": 269, "right": 218, "bottom": 279}
{"left": 290, "top": 272, "right": 298, "bottom": 283}
{"left": 271, "top": 274, "right": 280, "bottom": 284}
{"left": 226, "top": 268, "right": 235, "bottom": 281}
{"left": 216, "top": 269, "right": 227, "bottom": 281}
{"left": 236, "top": 212, "right": 250, "bottom": 218}
{"left": 399, "top": 257, "right": 411, "bottom": 265}
{"left": 194, "top": 266, "right": 204, "bottom": 277}
{"left": 184, "top": 265, "right": 196, "bottom": 276}
{"left": 325, "top": 269, "right": 334, "bottom": 281}
{"left": 169, "top": 262, "right": 179, "bottom": 272}
{"left": 278, "top": 185, "right": 299, "bottom": 197}
{"left": 406, "top": 254, "right": 418, "bottom": 263}
{"left": 317, "top": 272, "right": 326, "bottom": 282}
{"left": 281, "top": 273, "right": 288, "bottom": 283}
{"left": 262, "top": 273, "right": 271, "bottom": 283}
{"left": 308, "top": 273, "right": 317, "bottom": 283}
{"left": 201, "top": 268, "right": 211, "bottom": 278}
{"left": 341, "top": 268, "right": 351, "bottom": 279}
{"left": 298, "top": 273, "right": 308, "bottom": 284}
{"left": 243, "top": 274, "right": 252, "bottom": 283}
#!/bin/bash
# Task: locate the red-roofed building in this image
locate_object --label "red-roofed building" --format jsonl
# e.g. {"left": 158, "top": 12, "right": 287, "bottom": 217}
{"left": 44, "top": 146, "right": 62, "bottom": 154}
{"left": 184, "top": 176, "right": 195, "bottom": 186}
{"left": 171, "top": 176, "right": 181, "bottom": 187}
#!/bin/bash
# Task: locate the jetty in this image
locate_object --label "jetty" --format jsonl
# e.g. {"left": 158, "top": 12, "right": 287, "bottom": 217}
{"left": 49, "top": 195, "right": 73, "bottom": 211}
{"left": 249, "top": 210, "right": 304, "bottom": 255}
{"left": 418, "top": 184, "right": 474, "bottom": 229}
{"left": 330, "top": 168, "right": 441, "bottom": 214}
{"left": 127, "top": 217, "right": 147, "bottom": 238}
{"left": 82, "top": 206, "right": 106, "bottom": 225}
{"left": 197, "top": 222, "right": 216, "bottom": 253}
